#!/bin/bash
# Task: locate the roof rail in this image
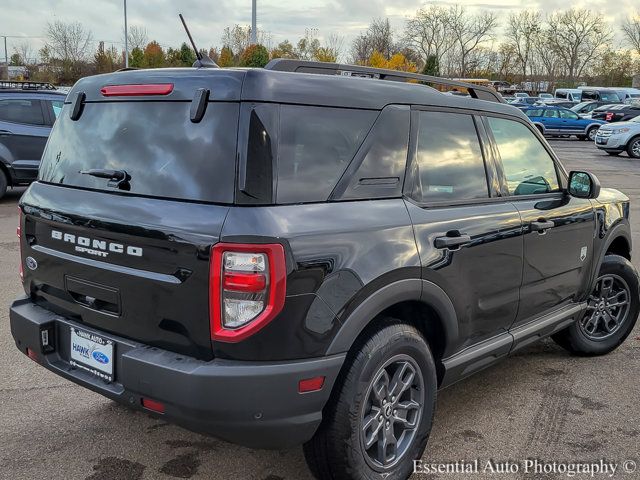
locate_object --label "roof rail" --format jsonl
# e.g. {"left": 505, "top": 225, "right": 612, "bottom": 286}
{"left": 0, "top": 80, "right": 57, "bottom": 91}
{"left": 264, "top": 59, "right": 505, "bottom": 104}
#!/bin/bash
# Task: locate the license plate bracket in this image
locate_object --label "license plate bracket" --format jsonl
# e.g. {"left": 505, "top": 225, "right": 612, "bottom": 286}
{"left": 69, "top": 327, "right": 115, "bottom": 382}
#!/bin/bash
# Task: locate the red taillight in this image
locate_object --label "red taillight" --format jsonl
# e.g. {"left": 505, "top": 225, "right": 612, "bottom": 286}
{"left": 27, "top": 348, "right": 38, "bottom": 362}
{"left": 223, "top": 272, "right": 267, "bottom": 292}
{"left": 100, "top": 83, "right": 174, "bottom": 97}
{"left": 298, "top": 376, "right": 325, "bottom": 393}
{"left": 210, "top": 243, "right": 286, "bottom": 342}
{"left": 606, "top": 113, "right": 613, "bottom": 121}
{"left": 17, "top": 208, "right": 23, "bottom": 281}
{"left": 141, "top": 397, "right": 165, "bottom": 413}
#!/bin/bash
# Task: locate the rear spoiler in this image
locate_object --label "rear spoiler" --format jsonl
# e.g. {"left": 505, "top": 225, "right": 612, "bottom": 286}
{"left": 264, "top": 59, "right": 505, "bottom": 104}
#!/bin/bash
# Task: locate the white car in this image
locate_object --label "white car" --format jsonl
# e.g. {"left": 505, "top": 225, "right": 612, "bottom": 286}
{"left": 595, "top": 116, "right": 640, "bottom": 158}
{"left": 538, "top": 93, "right": 553, "bottom": 99}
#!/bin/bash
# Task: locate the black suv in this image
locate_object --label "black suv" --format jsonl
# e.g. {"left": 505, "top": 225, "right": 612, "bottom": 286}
{"left": 0, "top": 81, "right": 66, "bottom": 199}
{"left": 10, "top": 61, "right": 639, "bottom": 480}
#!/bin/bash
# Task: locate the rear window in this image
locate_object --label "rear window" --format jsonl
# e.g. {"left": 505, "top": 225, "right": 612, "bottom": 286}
{"left": 0, "top": 98, "right": 44, "bottom": 125}
{"left": 39, "top": 102, "right": 239, "bottom": 203}
{"left": 275, "top": 105, "right": 376, "bottom": 203}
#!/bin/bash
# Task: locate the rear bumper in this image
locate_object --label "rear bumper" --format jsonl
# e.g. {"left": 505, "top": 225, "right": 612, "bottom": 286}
{"left": 9, "top": 296, "right": 345, "bottom": 449}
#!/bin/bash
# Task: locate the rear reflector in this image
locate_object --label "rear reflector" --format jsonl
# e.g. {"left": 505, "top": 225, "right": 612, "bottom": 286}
{"left": 100, "top": 84, "right": 174, "bottom": 97}
{"left": 27, "top": 348, "right": 38, "bottom": 362}
{"left": 141, "top": 397, "right": 165, "bottom": 413}
{"left": 298, "top": 376, "right": 325, "bottom": 393}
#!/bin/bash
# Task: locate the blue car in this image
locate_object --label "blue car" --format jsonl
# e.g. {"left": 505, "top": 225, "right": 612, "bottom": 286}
{"left": 521, "top": 105, "right": 605, "bottom": 141}
{"left": 0, "top": 81, "right": 66, "bottom": 199}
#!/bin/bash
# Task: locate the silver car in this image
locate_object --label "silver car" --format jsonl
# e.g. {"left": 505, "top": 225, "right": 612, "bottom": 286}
{"left": 595, "top": 116, "right": 640, "bottom": 158}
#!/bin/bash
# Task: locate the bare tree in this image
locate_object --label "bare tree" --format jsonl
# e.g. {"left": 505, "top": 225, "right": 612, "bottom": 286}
{"left": 546, "top": 9, "right": 612, "bottom": 83}
{"left": 45, "top": 20, "right": 93, "bottom": 63}
{"left": 12, "top": 41, "right": 34, "bottom": 64}
{"left": 404, "top": 5, "right": 455, "bottom": 72}
{"left": 447, "top": 6, "right": 498, "bottom": 77}
{"left": 125, "top": 25, "right": 148, "bottom": 51}
{"left": 325, "top": 33, "right": 344, "bottom": 62}
{"left": 622, "top": 12, "right": 640, "bottom": 55}
{"left": 505, "top": 10, "right": 541, "bottom": 81}
{"left": 350, "top": 18, "right": 397, "bottom": 63}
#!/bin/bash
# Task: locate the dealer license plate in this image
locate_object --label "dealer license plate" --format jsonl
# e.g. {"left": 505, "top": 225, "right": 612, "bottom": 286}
{"left": 69, "top": 327, "right": 114, "bottom": 382}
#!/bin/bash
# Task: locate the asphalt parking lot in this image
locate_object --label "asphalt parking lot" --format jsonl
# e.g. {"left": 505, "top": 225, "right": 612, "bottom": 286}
{"left": 1, "top": 139, "right": 639, "bottom": 480}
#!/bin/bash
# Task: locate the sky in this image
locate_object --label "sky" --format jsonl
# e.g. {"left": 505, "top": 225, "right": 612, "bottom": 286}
{"left": 1, "top": 0, "right": 638, "bottom": 62}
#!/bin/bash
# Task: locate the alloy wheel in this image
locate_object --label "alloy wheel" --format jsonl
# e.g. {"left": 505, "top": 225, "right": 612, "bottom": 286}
{"left": 580, "top": 274, "right": 631, "bottom": 340}
{"left": 588, "top": 128, "right": 598, "bottom": 141}
{"left": 360, "top": 354, "right": 424, "bottom": 470}
{"left": 632, "top": 139, "right": 640, "bottom": 158}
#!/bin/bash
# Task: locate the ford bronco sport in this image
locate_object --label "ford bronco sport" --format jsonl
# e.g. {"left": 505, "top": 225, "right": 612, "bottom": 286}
{"left": 10, "top": 60, "right": 639, "bottom": 480}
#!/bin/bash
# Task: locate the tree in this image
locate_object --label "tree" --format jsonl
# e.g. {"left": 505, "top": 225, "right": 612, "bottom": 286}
{"left": 546, "top": 9, "right": 612, "bottom": 84}
{"left": 13, "top": 42, "right": 34, "bottom": 65}
{"left": 271, "top": 40, "right": 298, "bottom": 59}
{"left": 9, "top": 53, "right": 22, "bottom": 66}
{"left": 143, "top": 41, "right": 164, "bottom": 68}
{"left": 404, "top": 5, "right": 455, "bottom": 73}
{"left": 129, "top": 47, "right": 144, "bottom": 68}
{"left": 351, "top": 18, "right": 398, "bottom": 64}
{"left": 314, "top": 47, "right": 337, "bottom": 63}
{"left": 448, "top": 6, "right": 498, "bottom": 77}
{"left": 296, "top": 29, "right": 321, "bottom": 60}
{"left": 505, "top": 10, "right": 541, "bottom": 81}
{"left": 94, "top": 41, "right": 122, "bottom": 73}
{"left": 126, "top": 25, "right": 148, "bottom": 51}
{"left": 218, "top": 46, "right": 234, "bottom": 67}
{"left": 367, "top": 50, "right": 417, "bottom": 72}
{"left": 179, "top": 42, "right": 196, "bottom": 66}
{"left": 240, "top": 44, "right": 270, "bottom": 68}
{"left": 422, "top": 55, "right": 439, "bottom": 76}
{"left": 622, "top": 12, "right": 640, "bottom": 55}
{"left": 45, "top": 20, "right": 93, "bottom": 63}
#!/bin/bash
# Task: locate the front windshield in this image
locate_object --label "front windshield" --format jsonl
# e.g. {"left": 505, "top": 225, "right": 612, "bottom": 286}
{"left": 571, "top": 102, "right": 589, "bottom": 111}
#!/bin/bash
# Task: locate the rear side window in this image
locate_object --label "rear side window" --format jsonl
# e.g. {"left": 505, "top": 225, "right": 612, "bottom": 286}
{"left": 0, "top": 99, "right": 44, "bottom": 125}
{"left": 525, "top": 109, "right": 543, "bottom": 117}
{"left": 411, "top": 111, "right": 488, "bottom": 203}
{"left": 276, "top": 106, "right": 376, "bottom": 203}
{"left": 488, "top": 117, "right": 559, "bottom": 196}
{"left": 39, "top": 102, "right": 239, "bottom": 203}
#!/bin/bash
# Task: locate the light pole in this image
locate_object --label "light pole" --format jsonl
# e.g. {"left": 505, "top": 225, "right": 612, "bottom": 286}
{"left": 124, "top": 0, "right": 129, "bottom": 68}
{"left": 250, "top": 0, "right": 257, "bottom": 44}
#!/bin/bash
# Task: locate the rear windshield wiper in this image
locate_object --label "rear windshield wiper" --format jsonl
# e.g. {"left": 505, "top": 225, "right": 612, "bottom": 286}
{"left": 80, "top": 169, "right": 131, "bottom": 191}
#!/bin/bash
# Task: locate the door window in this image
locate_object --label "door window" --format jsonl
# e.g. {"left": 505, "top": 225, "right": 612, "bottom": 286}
{"left": 559, "top": 109, "right": 579, "bottom": 120}
{"left": 0, "top": 99, "right": 45, "bottom": 125}
{"left": 488, "top": 117, "right": 560, "bottom": 196}
{"left": 411, "top": 111, "right": 488, "bottom": 203}
{"left": 543, "top": 109, "right": 559, "bottom": 118}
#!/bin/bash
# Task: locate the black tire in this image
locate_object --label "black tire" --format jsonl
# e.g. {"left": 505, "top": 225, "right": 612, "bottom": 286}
{"left": 552, "top": 255, "right": 639, "bottom": 356}
{"left": 606, "top": 151, "right": 621, "bottom": 156}
{"left": 304, "top": 321, "right": 437, "bottom": 480}
{"left": 586, "top": 126, "right": 598, "bottom": 142}
{"left": 0, "top": 170, "right": 8, "bottom": 200}
{"left": 627, "top": 136, "right": 640, "bottom": 159}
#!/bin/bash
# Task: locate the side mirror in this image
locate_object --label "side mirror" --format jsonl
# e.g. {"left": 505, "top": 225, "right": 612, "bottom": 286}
{"left": 568, "top": 171, "right": 601, "bottom": 199}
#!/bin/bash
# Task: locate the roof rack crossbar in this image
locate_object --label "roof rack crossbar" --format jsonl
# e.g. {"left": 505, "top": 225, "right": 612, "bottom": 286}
{"left": 264, "top": 59, "right": 504, "bottom": 104}
{"left": 0, "top": 80, "right": 57, "bottom": 91}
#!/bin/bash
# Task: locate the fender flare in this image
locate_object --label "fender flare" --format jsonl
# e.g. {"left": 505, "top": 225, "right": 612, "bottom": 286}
{"left": 590, "top": 220, "right": 632, "bottom": 289}
{"left": 326, "top": 278, "right": 459, "bottom": 356}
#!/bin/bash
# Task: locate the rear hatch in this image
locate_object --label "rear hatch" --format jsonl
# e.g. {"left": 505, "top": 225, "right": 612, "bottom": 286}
{"left": 19, "top": 68, "right": 244, "bottom": 360}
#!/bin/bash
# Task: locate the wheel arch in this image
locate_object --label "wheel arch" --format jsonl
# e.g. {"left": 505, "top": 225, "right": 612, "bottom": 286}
{"left": 326, "top": 278, "right": 459, "bottom": 386}
{"left": 590, "top": 222, "right": 633, "bottom": 291}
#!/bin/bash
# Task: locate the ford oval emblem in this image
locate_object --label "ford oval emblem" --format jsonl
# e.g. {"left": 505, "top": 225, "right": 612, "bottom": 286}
{"left": 25, "top": 257, "right": 38, "bottom": 271}
{"left": 92, "top": 351, "right": 110, "bottom": 364}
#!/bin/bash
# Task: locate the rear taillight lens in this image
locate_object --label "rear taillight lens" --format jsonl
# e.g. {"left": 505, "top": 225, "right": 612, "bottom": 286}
{"left": 17, "top": 208, "right": 23, "bottom": 281}
{"left": 210, "top": 243, "right": 286, "bottom": 342}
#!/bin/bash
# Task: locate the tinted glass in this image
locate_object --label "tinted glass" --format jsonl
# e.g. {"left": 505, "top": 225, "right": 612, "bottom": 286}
{"left": 543, "top": 109, "right": 559, "bottom": 118}
{"left": 412, "top": 111, "right": 488, "bottom": 203}
{"left": 0, "top": 99, "right": 44, "bottom": 125}
{"left": 276, "top": 105, "right": 375, "bottom": 203}
{"left": 39, "top": 102, "right": 238, "bottom": 203}
{"left": 559, "top": 109, "right": 579, "bottom": 120}
{"left": 488, "top": 117, "right": 559, "bottom": 196}
{"left": 525, "top": 109, "right": 543, "bottom": 117}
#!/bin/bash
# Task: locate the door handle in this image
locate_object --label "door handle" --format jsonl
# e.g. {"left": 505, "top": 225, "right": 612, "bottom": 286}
{"left": 435, "top": 233, "right": 471, "bottom": 250}
{"left": 530, "top": 219, "right": 555, "bottom": 233}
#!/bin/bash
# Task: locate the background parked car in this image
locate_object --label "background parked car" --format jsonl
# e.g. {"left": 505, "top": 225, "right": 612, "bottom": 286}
{"left": 595, "top": 116, "right": 640, "bottom": 158}
{"left": 0, "top": 81, "right": 66, "bottom": 199}
{"left": 537, "top": 99, "right": 578, "bottom": 108}
{"left": 538, "top": 93, "right": 554, "bottom": 99}
{"left": 592, "top": 104, "right": 640, "bottom": 123}
{"left": 509, "top": 96, "right": 540, "bottom": 106}
{"left": 554, "top": 88, "right": 582, "bottom": 102}
{"left": 522, "top": 105, "right": 605, "bottom": 140}
{"left": 571, "top": 101, "right": 621, "bottom": 119}
{"left": 579, "top": 88, "right": 621, "bottom": 103}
